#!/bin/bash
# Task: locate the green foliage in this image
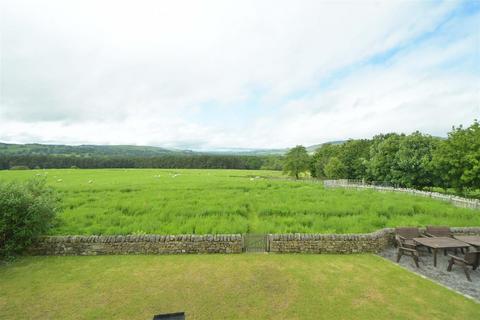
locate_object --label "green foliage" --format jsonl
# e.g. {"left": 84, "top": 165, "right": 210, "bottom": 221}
{"left": 366, "top": 133, "right": 403, "bottom": 183}
{"left": 338, "top": 139, "right": 371, "bottom": 179}
{"left": 323, "top": 157, "right": 346, "bottom": 179}
{"left": 0, "top": 154, "right": 282, "bottom": 171}
{"left": 307, "top": 120, "right": 478, "bottom": 195}
{"left": 0, "top": 179, "right": 58, "bottom": 259}
{"left": 311, "top": 140, "right": 370, "bottom": 179}
{"left": 310, "top": 144, "right": 339, "bottom": 178}
{"left": 260, "top": 156, "right": 284, "bottom": 170}
{"left": 283, "top": 145, "right": 310, "bottom": 179}
{"left": 395, "top": 132, "right": 440, "bottom": 188}
{"left": 432, "top": 120, "right": 480, "bottom": 191}
{"left": 366, "top": 132, "right": 440, "bottom": 188}
{"left": 0, "top": 169, "right": 478, "bottom": 235}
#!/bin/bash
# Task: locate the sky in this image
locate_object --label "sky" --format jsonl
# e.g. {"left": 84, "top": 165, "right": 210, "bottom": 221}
{"left": 0, "top": 0, "right": 479, "bottom": 150}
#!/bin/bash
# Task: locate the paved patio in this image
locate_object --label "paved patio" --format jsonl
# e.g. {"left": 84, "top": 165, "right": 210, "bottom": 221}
{"left": 379, "top": 246, "right": 480, "bottom": 301}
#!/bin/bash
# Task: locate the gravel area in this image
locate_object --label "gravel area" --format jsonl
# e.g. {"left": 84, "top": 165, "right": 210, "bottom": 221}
{"left": 379, "top": 246, "right": 480, "bottom": 301}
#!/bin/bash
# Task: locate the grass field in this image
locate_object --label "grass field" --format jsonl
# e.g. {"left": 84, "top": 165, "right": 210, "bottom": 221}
{"left": 0, "top": 169, "right": 479, "bottom": 235}
{"left": 0, "top": 254, "right": 478, "bottom": 319}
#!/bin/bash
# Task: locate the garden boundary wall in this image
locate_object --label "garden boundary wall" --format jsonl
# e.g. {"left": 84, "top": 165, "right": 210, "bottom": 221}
{"left": 27, "top": 227, "right": 480, "bottom": 256}
{"left": 28, "top": 234, "right": 243, "bottom": 255}
{"left": 268, "top": 227, "right": 480, "bottom": 254}
{"left": 324, "top": 179, "right": 480, "bottom": 210}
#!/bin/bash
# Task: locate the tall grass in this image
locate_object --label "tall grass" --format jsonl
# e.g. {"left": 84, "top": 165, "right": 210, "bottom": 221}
{"left": 1, "top": 169, "right": 479, "bottom": 235}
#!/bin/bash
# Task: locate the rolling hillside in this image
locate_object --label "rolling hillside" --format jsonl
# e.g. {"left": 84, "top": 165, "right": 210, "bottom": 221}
{"left": 0, "top": 141, "right": 345, "bottom": 157}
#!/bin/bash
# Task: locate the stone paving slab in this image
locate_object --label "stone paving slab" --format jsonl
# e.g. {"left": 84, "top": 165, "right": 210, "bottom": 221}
{"left": 379, "top": 247, "right": 480, "bottom": 301}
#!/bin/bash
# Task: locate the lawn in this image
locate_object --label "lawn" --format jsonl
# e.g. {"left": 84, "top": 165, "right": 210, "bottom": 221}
{"left": 0, "top": 169, "right": 478, "bottom": 235}
{"left": 0, "top": 254, "right": 478, "bottom": 319}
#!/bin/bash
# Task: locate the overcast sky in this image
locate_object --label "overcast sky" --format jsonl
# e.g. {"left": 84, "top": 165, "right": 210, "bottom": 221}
{"left": 1, "top": 0, "right": 479, "bottom": 150}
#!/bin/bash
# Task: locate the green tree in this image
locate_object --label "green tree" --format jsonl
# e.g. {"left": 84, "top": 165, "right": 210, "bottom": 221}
{"left": 432, "top": 120, "right": 480, "bottom": 191}
{"left": 283, "top": 145, "right": 310, "bottom": 179}
{"left": 310, "top": 144, "right": 341, "bottom": 178}
{"left": 366, "top": 133, "right": 403, "bottom": 183}
{"left": 323, "top": 157, "right": 347, "bottom": 179}
{"left": 395, "top": 132, "right": 439, "bottom": 188}
{"left": 338, "top": 139, "right": 371, "bottom": 179}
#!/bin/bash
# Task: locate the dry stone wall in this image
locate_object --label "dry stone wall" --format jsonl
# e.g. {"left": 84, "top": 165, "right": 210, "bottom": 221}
{"left": 269, "top": 228, "right": 395, "bottom": 254}
{"left": 269, "top": 227, "right": 480, "bottom": 254}
{"left": 324, "top": 179, "right": 480, "bottom": 209}
{"left": 27, "top": 227, "right": 480, "bottom": 256}
{"left": 28, "top": 234, "right": 243, "bottom": 255}
{"left": 450, "top": 227, "right": 480, "bottom": 235}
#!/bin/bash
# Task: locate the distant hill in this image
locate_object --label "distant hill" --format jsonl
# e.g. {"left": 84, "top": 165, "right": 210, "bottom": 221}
{"left": 306, "top": 140, "right": 346, "bottom": 153}
{"left": 203, "top": 148, "right": 287, "bottom": 156}
{"left": 0, "top": 141, "right": 346, "bottom": 157}
{"left": 0, "top": 143, "right": 190, "bottom": 157}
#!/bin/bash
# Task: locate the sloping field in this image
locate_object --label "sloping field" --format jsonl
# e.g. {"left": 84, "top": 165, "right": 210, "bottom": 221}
{"left": 0, "top": 255, "right": 478, "bottom": 319}
{"left": 0, "top": 169, "right": 478, "bottom": 235}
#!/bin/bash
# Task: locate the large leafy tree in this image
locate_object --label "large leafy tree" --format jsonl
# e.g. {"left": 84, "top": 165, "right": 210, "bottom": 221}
{"left": 366, "top": 133, "right": 403, "bottom": 183}
{"left": 310, "top": 144, "right": 340, "bottom": 178}
{"left": 338, "top": 139, "right": 371, "bottom": 179}
{"left": 366, "top": 132, "right": 439, "bottom": 188}
{"left": 323, "top": 157, "right": 347, "bottom": 179}
{"left": 283, "top": 145, "right": 310, "bottom": 179}
{"left": 310, "top": 140, "right": 370, "bottom": 179}
{"left": 433, "top": 120, "right": 480, "bottom": 191}
{"left": 395, "top": 132, "right": 440, "bottom": 188}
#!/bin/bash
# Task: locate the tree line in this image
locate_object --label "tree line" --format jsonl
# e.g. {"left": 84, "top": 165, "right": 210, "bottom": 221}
{"left": 0, "top": 154, "right": 284, "bottom": 171}
{"left": 284, "top": 120, "right": 480, "bottom": 192}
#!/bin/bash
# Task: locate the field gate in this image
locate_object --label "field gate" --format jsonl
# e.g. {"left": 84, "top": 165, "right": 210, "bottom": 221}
{"left": 243, "top": 234, "right": 269, "bottom": 253}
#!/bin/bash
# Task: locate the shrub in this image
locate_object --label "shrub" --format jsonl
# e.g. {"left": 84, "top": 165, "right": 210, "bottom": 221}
{"left": 0, "top": 179, "right": 59, "bottom": 259}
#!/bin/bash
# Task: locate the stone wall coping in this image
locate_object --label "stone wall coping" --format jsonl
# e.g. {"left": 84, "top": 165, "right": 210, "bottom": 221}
{"left": 323, "top": 180, "right": 480, "bottom": 209}
{"left": 37, "top": 234, "right": 242, "bottom": 244}
{"left": 36, "top": 227, "right": 480, "bottom": 244}
{"left": 270, "top": 227, "right": 480, "bottom": 241}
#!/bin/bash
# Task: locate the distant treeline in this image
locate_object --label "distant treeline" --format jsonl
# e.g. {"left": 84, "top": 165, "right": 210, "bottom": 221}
{"left": 308, "top": 120, "right": 480, "bottom": 192}
{"left": 0, "top": 154, "right": 284, "bottom": 171}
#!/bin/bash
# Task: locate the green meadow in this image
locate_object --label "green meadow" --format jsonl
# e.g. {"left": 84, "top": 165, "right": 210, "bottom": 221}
{"left": 0, "top": 169, "right": 478, "bottom": 235}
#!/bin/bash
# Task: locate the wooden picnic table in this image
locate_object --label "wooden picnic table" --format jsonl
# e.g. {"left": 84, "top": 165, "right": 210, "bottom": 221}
{"left": 453, "top": 235, "right": 480, "bottom": 248}
{"left": 413, "top": 237, "right": 470, "bottom": 267}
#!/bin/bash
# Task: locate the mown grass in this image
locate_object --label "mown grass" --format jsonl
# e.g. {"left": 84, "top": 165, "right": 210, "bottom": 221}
{"left": 0, "top": 169, "right": 478, "bottom": 235}
{"left": 0, "top": 255, "right": 478, "bottom": 320}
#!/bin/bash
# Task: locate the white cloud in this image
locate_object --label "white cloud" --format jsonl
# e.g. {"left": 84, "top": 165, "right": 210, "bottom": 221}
{"left": 0, "top": 0, "right": 478, "bottom": 148}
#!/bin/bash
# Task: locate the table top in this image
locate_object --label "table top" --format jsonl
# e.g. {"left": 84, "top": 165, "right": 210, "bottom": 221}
{"left": 413, "top": 237, "right": 470, "bottom": 249}
{"left": 453, "top": 235, "right": 480, "bottom": 247}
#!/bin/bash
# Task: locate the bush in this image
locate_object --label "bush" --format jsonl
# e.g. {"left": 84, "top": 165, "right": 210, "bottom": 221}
{"left": 0, "top": 179, "right": 59, "bottom": 259}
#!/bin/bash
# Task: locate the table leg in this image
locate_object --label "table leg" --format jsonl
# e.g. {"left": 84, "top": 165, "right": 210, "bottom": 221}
{"left": 433, "top": 248, "right": 437, "bottom": 267}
